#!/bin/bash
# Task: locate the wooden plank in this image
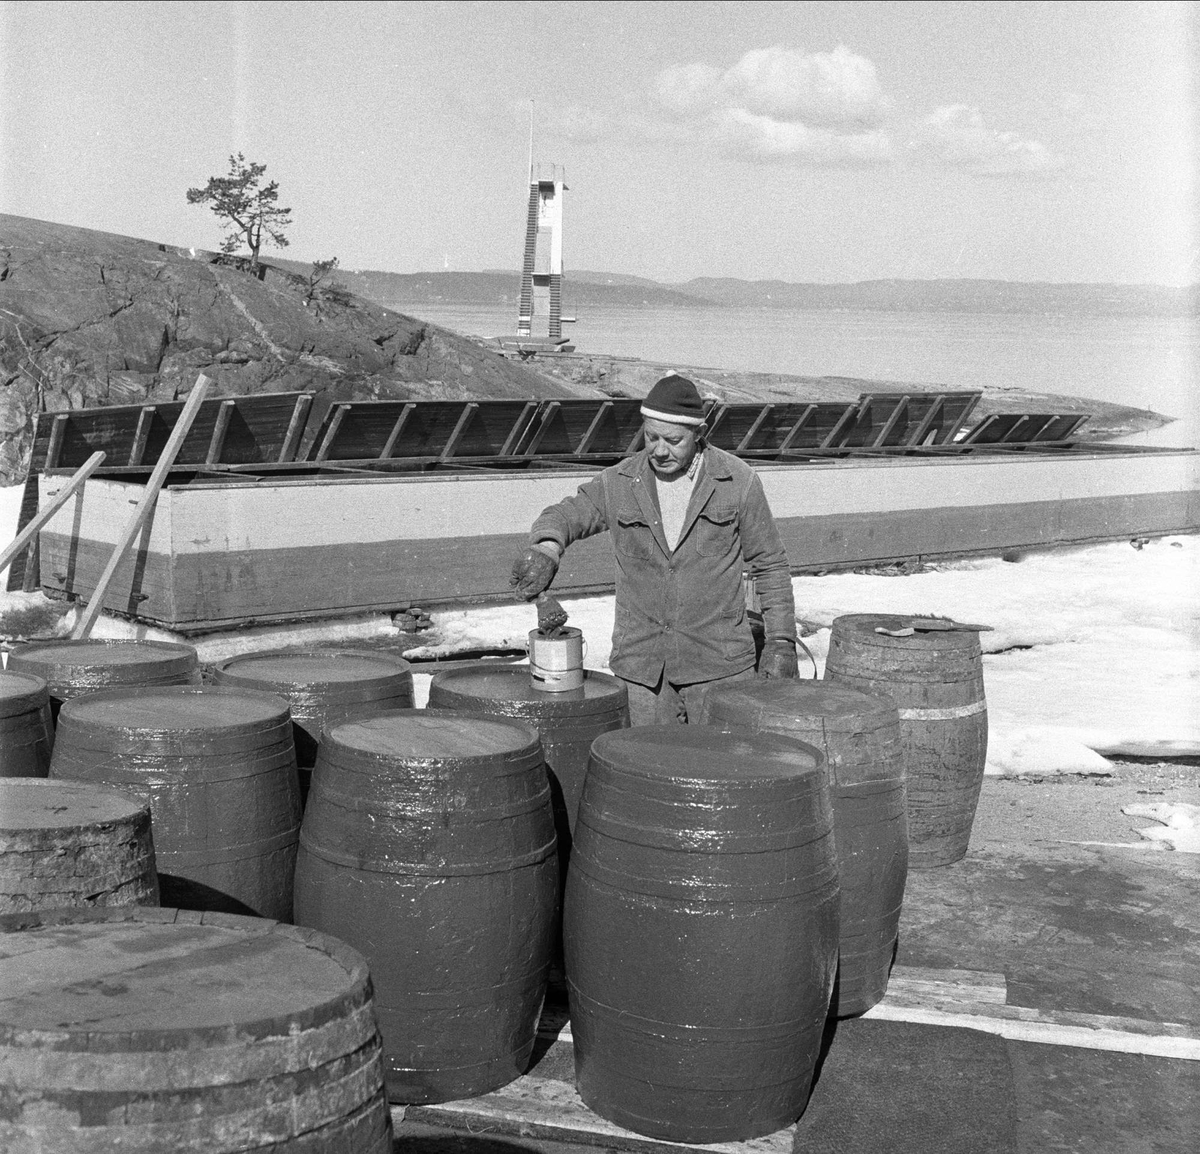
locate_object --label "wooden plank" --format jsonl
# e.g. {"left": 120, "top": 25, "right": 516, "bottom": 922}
{"left": 278, "top": 394, "right": 312, "bottom": 462}
{"left": 440, "top": 403, "right": 478, "bottom": 460}
{"left": 44, "top": 413, "right": 69, "bottom": 469}
{"left": 576, "top": 402, "right": 613, "bottom": 455}
{"left": 70, "top": 377, "right": 211, "bottom": 639}
{"left": 381, "top": 404, "right": 416, "bottom": 459}
{"left": 498, "top": 401, "right": 539, "bottom": 456}
{"left": 205, "top": 400, "right": 235, "bottom": 465}
{"left": 736, "top": 406, "right": 772, "bottom": 452}
{"left": 127, "top": 406, "right": 156, "bottom": 466}
{"left": 404, "top": 1040, "right": 798, "bottom": 1154}
{"left": 777, "top": 405, "right": 817, "bottom": 453}
{"left": 313, "top": 405, "right": 348, "bottom": 462}
{"left": 0, "top": 452, "right": 106, "bottom": 577}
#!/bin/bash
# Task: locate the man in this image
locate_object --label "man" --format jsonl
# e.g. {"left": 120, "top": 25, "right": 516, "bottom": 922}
{"left": 511, "top": 373, "right": 799, "bottom": 725}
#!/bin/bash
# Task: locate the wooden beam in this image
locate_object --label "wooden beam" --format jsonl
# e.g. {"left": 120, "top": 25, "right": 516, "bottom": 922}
{"left": 0, "top": 452, "right": 106, "bottom": 578}
{"left": 70, "top": 377, "right": 212, "bottom": 640}
{"left": 43, "top": 413, "right": 69, "bottom": 470}
{"left": 205, "top": 400, "right": 235, "bottom": 465}
{"left": 440, "top": 403, "right": 479, "bottom": 460}
{"left": 278, "top": 394, "right": 312, "bottom": 462}
{"left": 498, "top": 401, "right": 539, "bottom": 457}
{"left": 736, "top": 405, "right": 772, "bottom": 452}
{"left": 380, "top": 404, "right": 416, "bottom": 459}
{"left": 128, "top": 406, "right": 156, "bottom": 466}
{"left": 576, "top": 402, "right": 612, "bottom": 455}
{"left": 313, "top": 405, "right": 348, "bottom": 462}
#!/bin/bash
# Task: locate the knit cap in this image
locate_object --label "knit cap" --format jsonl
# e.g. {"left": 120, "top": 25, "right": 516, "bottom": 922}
{"left": 640, "top": 374, "right": 706, "bottom": 426}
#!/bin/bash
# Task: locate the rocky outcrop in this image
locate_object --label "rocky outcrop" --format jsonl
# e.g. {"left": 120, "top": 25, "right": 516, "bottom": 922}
{"left": 0, "top": 215, "right": 586, "bottom": 483}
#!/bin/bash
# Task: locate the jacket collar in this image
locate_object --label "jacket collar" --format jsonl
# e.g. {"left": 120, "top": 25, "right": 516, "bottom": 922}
{"left": 618, "top": 444, "right": 731, "bottom": 553}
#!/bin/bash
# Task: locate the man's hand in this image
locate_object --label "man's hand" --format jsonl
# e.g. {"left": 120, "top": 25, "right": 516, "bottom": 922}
{"left": 511, "top": 547, "right": 559, "bottom": 601}
{"left": 758, "top": 638, "right": 800, "bottom": 680}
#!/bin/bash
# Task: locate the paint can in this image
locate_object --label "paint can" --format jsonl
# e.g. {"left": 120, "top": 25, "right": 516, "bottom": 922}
{"left": 824, "top": 613, "right": 987, "bottom": 868}
{"left": 0, "top": 905, "right": 392, "bottom": 1153}
{"left": 697, "top": 678, "right": 908, "bottom": 1016}
{"left": 565, "top": 725, "right": 838, "bottom": 1143}
{"left": 0, "top": 778, "right": 159, "bottom": 915}
{"left": 211, "top": 648, "right": 414, "bottom": 806}
{"left": 0, "top": 671, "right": 53, "bottom": 778}
{"left": 7, "top": 638, "right": 200, "bottom": 725}
{"left": 527, "top": 627, "right": 585, "bottom": 692}
{"left": 294, "top": 709, "right": 558, "bottom": 1105}
{"left": 48, "top": 685, "right": 301, "bottom": 919}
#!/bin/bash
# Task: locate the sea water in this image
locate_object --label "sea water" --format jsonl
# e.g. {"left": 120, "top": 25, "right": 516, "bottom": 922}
{"left": 406, "top": 304, "right": 1199, "bottom": 449}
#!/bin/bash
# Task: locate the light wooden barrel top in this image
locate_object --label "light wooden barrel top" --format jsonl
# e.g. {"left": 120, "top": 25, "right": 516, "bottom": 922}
{"left": 328, "top": 710, "right": 538, "bottom": 760}
{"left": 0, "top": 779, "right": 147, "bottom": 831}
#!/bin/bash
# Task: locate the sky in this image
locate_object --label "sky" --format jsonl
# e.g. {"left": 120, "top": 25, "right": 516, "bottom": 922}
{"left": 0, "top": 1, "right": 1196, "bottom": 285}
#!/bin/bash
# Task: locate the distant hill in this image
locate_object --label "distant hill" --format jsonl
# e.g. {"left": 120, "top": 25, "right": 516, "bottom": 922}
{"left": 678, "top": 277, "right": 1198, "bottom": 317}
{"left": 271, "top": 265, "right": 719, "bottom": 311}
{"left": 281, "top": 259, "right": 1197, "bottom": 318}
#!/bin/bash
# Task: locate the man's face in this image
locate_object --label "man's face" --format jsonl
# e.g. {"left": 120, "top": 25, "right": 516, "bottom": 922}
{"left": 644, "top": 417, "right": 702, "bottom": 476}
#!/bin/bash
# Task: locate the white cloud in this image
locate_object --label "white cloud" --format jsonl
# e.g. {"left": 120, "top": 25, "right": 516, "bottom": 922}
{"left": 914, "top": 104, "right": 1065, "bottom": 177}
{"left": 647, "top": 44, "right": 894, "bottom": 167}
{"left": 718, "top": 44, "right": 891, "bottom": 129}
{"left": 715, "top": 108, "right": 893, "bottom": 165}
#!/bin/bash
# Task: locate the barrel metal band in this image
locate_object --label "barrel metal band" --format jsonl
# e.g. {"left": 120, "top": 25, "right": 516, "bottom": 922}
{"left": 897, "top": 700, "right": 987, "bottom": 721}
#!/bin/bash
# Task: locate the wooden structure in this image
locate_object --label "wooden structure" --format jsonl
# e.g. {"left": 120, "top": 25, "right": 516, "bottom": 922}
{"left": 11, "top": 390, "right": 1200, "bottom": 632}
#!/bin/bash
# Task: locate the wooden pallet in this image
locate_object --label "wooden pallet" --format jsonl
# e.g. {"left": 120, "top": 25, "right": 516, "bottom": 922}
{"left": 401, "top": 963, "right": 1199, "bottom": 1153}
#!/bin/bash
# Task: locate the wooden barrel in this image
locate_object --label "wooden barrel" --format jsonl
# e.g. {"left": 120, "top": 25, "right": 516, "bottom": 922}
{"left": 0, "top": 671, "right": 53, "bottom": 778}
{"left": 824, "top": 614, "right": 988, "bottom": 868}
{"left": 696, "top": 679, "right": 908, "bottom": 1016}
{"left": 0, "top": 778, "right": 158, "bottom": 914}
{"left": 294, "top": 709, "right": 558, "bottom": 1105}
{"left": 7, "top": 638, "right": 199, "bottom": 724}
{"left": 565, "top": 725, "right": 839, "bottom": 1144}
{"left": 211, "top": 648, "right": 415, "bottom": 804}
{"left": 427, "top": 665, "right": 628, "bottom": 849}
{"left": 0, "top": 905, "right": 392, "bottom": 1153}
{"left": 48, "top": 685, "right": 301, "bottom": 920}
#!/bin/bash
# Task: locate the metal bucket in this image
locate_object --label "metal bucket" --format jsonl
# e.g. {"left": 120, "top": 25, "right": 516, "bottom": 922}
{"left": 527, "top": 627, "right": 585, "bottom": 693}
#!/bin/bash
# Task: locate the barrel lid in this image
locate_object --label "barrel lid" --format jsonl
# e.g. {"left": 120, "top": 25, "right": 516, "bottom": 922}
{"left": 429, "top": 665, "right": 626, "bottom": 715}
{"left": 9, "top": 638, "right": 199, "bottom": 671}
{"left": 0, "top": 669, "right": 49, "bottom": 717}
{"left": 591, "top": 725, "right": 821, "bottom": 782}
{"left": 0, "top": 778, "right": 147, "bottom": 830}
{"left": 328, "top": 708, "right": 539, "bottom": 760}
{"left": 702, "top": 678, "right": 898, "bottom": 727}
{"left": 58, "top": 684, "right": 291, "bottom": 733}
{"left": 0, "top": 907, "right": 369, "bottom": 1038}
{"left": 213, "top": 648, "right": 412, "bottom": 689}
{"left": 832, "top": 613, "right": 981, "bottom": 651}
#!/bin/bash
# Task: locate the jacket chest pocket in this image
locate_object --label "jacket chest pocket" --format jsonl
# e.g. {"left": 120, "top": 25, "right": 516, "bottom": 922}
{"left": 694, "top": 505, "right": 737, "bottom": 556}
{"left": 615, "top": 510, "right": 655, "bottom": 559}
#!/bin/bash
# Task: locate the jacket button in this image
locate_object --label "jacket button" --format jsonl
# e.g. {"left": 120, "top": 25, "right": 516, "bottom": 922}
{"left": 664, "top": 625, "right": 672, "bottom": 632}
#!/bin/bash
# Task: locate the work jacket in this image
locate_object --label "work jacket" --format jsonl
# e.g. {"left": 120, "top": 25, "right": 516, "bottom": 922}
{"left": 530, "top": 444, "right": 797, "bottom": 688}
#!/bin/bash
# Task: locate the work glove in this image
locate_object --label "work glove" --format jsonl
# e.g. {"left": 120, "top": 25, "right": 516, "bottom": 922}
{"left": 758, "top": 638, "right": 800, "bottom": 680}
{"left": 510, "top": 546, "right": 559, "bottom": 601}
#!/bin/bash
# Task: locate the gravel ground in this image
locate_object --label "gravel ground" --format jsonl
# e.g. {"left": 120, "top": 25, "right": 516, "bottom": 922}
{"left": 970, "top": 760, "right": 1200, "bottom": 851}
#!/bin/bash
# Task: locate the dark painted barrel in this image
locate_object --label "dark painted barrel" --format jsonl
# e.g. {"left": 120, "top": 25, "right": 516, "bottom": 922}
{"left": 294, "top": 710, "right": 558, "bottom": 1105}
{"left": 697, "top": 679, "right": 908, "bottom": 1016}
{"left": 565, "top": 725, "right": 839, "bottom": 1144}
{"left": 824, "top": 613, "right": 988, "bottom": 868}
{"left": 211, "top": 648, "right": 415, "bottom": 804}
{"left": 48, "top": 685, "right": 301, "bottom": 919}
{"left": 428, "top": 665, "right": 629, "bottom": 849}
{"left": 0, "top": 905, "right": 392, "bottom": 1153}
{"left": 0, "top": 671, "right": 53, "bottom": 777}
{"left": 7, "top": 638, "right": 199, "bottom": 724}
{"left": 0, "top": 778, "right": 159, "bottom": 914}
